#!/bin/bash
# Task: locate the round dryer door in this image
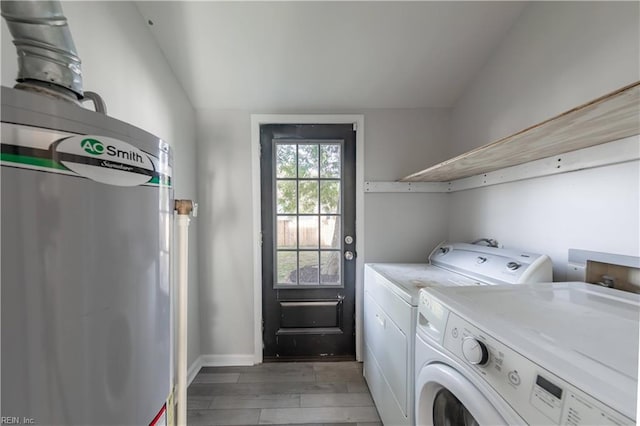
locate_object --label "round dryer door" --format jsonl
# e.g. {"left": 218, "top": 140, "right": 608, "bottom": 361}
{"left": 416, "top": 364, "right": 514, "bottom": 426}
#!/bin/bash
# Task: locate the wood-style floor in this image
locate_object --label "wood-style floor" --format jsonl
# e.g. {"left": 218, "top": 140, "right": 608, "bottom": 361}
{"left": 187, "top": 361, "right": 381, "bottom": 426}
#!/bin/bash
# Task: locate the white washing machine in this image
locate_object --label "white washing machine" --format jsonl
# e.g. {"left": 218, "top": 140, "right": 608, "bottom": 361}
{"left": 363, "top": 242, "right": 552, "bottom": 426}
{"left": 415, "top": 282, "right": 639, "bottom": 425}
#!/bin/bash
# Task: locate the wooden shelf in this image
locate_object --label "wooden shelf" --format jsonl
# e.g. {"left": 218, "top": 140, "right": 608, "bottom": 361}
{"left": 400, "top": 81, "right": 640, "bottom": 182}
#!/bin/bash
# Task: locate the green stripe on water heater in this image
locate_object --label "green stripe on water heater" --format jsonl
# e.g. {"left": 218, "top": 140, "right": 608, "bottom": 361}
{"left": 1, "top": 152, "right": 69, "bottom": 171}
{"left": 148, "top": 175, "right": 172, "bottom": 186}
{"left": 1, "top": 152, "right": 172, "bottom": 187}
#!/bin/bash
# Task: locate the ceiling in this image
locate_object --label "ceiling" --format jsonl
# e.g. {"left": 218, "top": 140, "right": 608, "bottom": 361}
{"left": 136, "top": 1, "right": 527, "bottom": 111}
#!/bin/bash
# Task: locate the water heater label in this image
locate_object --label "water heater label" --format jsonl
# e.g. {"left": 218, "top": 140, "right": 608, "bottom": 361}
{"left": 55, "top": 135, "right": 157, "bottom": 186}
{"left": 1, "top": 123, "right": 172, "bottom": 187}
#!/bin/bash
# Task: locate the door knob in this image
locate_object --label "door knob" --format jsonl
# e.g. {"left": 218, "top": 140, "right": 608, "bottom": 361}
{"left": 344, "top": 251, "right": 354, "bottom": 261}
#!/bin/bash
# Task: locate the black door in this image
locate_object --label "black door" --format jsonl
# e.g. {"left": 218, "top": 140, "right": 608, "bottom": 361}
{"left": 261, "top": 123, "right": 356, "bottom": 360}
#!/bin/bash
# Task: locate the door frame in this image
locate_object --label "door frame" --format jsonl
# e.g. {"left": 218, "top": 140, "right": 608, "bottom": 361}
{"left": 251, "top": 114, "right": 365, "bottom": 364}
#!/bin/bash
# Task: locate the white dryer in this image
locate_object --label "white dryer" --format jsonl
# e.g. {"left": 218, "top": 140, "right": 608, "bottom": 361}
{"left": 363, "top": 242, "right": 552, "bottom": 426}
{"left": 415, "top": 282, "right": 639, "bottom": 425}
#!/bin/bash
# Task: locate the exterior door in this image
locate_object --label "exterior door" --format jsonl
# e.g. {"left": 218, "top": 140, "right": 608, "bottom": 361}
{"left": 261, "top": 123, "right": 356, "bottom": 360}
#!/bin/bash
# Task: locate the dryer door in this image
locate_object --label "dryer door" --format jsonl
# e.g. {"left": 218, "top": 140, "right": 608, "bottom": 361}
{"left": 416, "top": 363, "right": 510, "bottom": 426}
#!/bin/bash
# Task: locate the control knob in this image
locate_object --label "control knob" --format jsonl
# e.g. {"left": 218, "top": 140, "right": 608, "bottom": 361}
{"left": 506, "top": 261, "right": 521, "bottom": 271}
{"left": 462, "top": 337, "right": 489, "bottom": 366}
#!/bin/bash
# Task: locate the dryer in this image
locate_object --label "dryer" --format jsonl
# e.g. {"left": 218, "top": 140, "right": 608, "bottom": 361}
{"left": 363, "top": 242, "right": 552, "bottom": 426}
{"left": 415, "top": 282, "right": 639, "bottom": 425}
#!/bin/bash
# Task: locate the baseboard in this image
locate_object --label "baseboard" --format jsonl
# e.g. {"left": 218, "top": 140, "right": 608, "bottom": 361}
{"left": 187, "top": 356, "right": 204, "bottom": 386}
{"left": 200, "top": 354, "right": 256, "bottom": 367}
{"left": 187, "top": 354, "right": 256, "bottom": 385}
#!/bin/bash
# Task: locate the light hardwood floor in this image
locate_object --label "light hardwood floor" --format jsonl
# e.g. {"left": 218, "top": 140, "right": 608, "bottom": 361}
{"left": 187, "top": 361, "right": 382, "bottom": 426}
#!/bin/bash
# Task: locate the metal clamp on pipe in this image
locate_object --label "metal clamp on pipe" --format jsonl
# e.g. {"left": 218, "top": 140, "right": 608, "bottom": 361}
{"left": 174, "top": 199, "right": 194, "bottom": 216}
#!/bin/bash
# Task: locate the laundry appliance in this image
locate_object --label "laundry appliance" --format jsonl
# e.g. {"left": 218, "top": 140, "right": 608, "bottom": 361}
{"left": 363, "top": 242, "right": 552, "bottom": 426}
{"left": 415, "top": 282, "right": 639, "bottom": 425}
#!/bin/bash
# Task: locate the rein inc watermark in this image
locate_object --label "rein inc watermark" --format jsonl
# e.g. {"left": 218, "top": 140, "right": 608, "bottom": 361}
{"left": 1, "top": 417, "right": 35, "bottom": 424}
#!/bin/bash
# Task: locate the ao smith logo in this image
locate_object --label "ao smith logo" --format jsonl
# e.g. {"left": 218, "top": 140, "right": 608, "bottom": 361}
{"left": 80, "top": 138, "right": 144, "bottom": 163}
{"left": 81, "top": 138, "right": 105, "bottom": 155}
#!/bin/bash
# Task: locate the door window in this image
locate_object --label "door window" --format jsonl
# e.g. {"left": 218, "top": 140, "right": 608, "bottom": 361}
{"left": 274, "top": 141, "right": 343, "bottom": 287}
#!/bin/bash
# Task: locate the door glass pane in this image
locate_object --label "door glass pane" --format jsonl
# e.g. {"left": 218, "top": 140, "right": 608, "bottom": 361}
{"left": 432, "top": 389, "right": 479, "bottom": 426}
{"left": 276, "top": 144, "right": 297, "bottom": 178}
{"left": 320, "top": 144, "right": 341, "bottom": 178}
{"left": 277, "top": 216, "right": 297, "bottom": 249}
{"left": 299, "top": 251, "right": 319, "bottom": 285}
{"left": 320, "top": 216, "right": 340, "bottom": 249}
{"left": 277, "top": 181, "right": 297, "bottom": 214}
{"left": 320, "top": 251, "right": 341, "bottom": 285}
{"left": 320, "top": 181, "right": 340, "bottom": 214}
{"left": 298, "top": 216, "right": 319, "bottom": 249}
{"left": 273, "top": 141, "right": 344, "bottom": 289}
{"left": 277, "top": 251, "right": 298, "bottom": 285}
{"left": 298, "top": 181, "right": 319, "bottom": 214}
{"left": 298, "top": 145, "right": 319, "bottom": 178}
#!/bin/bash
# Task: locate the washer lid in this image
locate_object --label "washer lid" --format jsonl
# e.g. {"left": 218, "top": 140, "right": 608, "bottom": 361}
{"left": 367, "top": 263, "right": 482, "bottom": 306}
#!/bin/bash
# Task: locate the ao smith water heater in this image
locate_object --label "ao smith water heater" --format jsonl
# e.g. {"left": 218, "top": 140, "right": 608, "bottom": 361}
{"left": 1, "top": 2, "right": 191, "bottom": 424}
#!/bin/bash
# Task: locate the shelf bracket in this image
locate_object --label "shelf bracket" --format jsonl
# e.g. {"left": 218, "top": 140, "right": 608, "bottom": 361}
{"left": 364, "top": 181, "right": 449, "bottom": 193}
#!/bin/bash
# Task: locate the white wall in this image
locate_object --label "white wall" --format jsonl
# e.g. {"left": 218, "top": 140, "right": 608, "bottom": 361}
{"left": 363, "top": 109, "right": 450, "bottom": 263}
{"left": 196, "top": 108, "right": 450, "bottom": 358}
{"left": 1, "top": 1, "right": 201, "bottom": 366}
{"left": 448, "top": 161, "right": 640, "bottom": 279}
{"left": 451, "top": 1, "right": 640, "bottom": 157}
{"left": 196, "top": 110, "right": 255, "bottom": 357}
{"left": 449, "top": 1, "right": 640, "bottom": 279}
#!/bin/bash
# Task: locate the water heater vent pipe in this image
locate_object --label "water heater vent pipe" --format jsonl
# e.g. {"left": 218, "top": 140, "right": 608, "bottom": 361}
{"left": 1, "top": 0, "right": 83, "bottom": 101}
{"left": 1, "top": 0, "right": 107, "bottom": 113}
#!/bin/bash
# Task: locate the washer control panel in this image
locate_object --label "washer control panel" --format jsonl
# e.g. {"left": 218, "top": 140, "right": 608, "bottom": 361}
{"left": 442, "top": 313, "right": 632, "bottom": 425}
{"left": 428, "top": 242, "right": 553, "bottom": 285}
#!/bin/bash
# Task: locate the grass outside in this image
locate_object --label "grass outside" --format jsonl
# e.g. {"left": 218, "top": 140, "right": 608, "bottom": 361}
{"left": 276, "top": 250, "right": 340, "bottom": 285}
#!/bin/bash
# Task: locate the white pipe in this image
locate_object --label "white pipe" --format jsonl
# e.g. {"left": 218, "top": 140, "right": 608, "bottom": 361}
{"left": 175, "top": 213, "right": 191, "bottom": 426}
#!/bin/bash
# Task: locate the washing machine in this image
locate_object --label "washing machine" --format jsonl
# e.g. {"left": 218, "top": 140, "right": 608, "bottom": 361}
{"left": 415, "top": 282, "right": 639, "bottom": 425}
{"left": 363, "top": 242, "right": 552, "bottom": 426}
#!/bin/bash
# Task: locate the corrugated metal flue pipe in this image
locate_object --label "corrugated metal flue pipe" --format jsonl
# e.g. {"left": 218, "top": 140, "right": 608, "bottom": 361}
{"left": 1, "top": 0, "right": 84, "bottom": 102}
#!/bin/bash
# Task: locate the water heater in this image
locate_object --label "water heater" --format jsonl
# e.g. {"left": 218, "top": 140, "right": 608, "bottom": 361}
{"left": 1, "top": 86, "right": 173, "bottom": 425}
